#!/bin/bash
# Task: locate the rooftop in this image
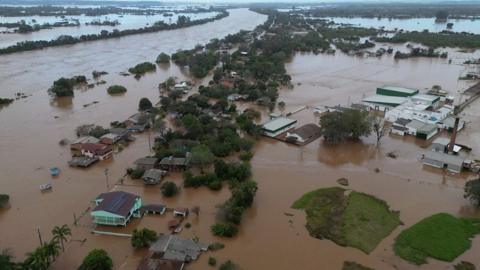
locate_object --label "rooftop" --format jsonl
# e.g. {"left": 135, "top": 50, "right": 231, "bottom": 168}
{"left": 362, "top": 95, "right": 407, "bottom": 106}
{"left": 424, "top": 150, "right": 465, "bottom": 167}
{"left": 93, "top": 191, "right": 140, "bottom": 217}
{"left": 135, "top": 157, "right": 159, "bottom": 166}
{"left": 149, "top": 235, "right": 208, "bottom": 262}
{"left": 142, "top": 169, "right": 165, "bottom": 180}
{"left": 262, "top": 117, "right": 297, "bottom": 132}
{"left": 378, "top": 86, "right": 419, "bottom": 95}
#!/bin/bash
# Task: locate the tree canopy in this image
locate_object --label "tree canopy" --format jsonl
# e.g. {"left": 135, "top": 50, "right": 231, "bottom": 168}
{"left": 465, "top": 178, "right": 480, "bottom": 207}
{"left": 78, "top": 249, "right": 113, "bottom": 270}
{"left": 138, "top": 97, "right": 153, "bottom": 111}
{"left": 319, "top": 109, "right": 372, "bottom": 143}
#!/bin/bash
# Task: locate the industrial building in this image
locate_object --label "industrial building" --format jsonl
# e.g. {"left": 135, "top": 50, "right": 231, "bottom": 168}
{"left": 262, "top": 117, "right": 297, "bottom": 138}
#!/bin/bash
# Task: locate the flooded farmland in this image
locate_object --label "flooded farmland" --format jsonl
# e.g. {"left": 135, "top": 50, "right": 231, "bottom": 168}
{"left": 1, "top": 6, "right": 480, "bottom": 270}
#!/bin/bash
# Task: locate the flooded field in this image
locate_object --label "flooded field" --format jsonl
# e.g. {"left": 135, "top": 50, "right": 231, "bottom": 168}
{"left": 325, "top": 17, "right": 480, "bottom": 34}
{"left": 1, "top": 7, "right": 480, "bottom": 270}
{"left": 0, "top": 11, "right": 220, "bottom": 49}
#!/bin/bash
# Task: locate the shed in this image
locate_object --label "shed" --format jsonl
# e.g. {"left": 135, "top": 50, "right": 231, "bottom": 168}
{"left": 140, "top": 204, "right": 166, "bottom": 216}
{"left": 423, "top": 151, "right": 465, "bottom": 173}
{"left": 142, "top": 169, "right": 166, "bottom": 185}
{"left": 376, "top": 86, "right": 419, "bottom": 97}
{"left": 173, "top": 208, "right": 189, "bottom": 217}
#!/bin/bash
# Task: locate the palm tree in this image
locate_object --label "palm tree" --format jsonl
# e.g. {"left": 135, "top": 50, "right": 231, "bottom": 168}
{"left": 43, "top": 240, "right": 61, "bottom": 262}
{"left": 51, "top": 224, "right": 71, "bottom": 251}
{"left": 23, "top": 247, "right": 49, "bottom": 270}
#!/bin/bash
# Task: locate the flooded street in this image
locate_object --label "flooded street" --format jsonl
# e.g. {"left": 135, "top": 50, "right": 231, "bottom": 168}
{"left": 1, "top": 7, "right": 480, "bottom": 270}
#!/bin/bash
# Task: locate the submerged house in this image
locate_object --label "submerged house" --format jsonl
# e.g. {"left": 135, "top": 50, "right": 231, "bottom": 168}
{"left": 91, "top": 191, "right": 142, "bottom": 226}
{"left": 285, "top": 124, "right": 321, "bottom": 145}
{"left": 423, "top": 150, "right": 465, "bottom": 173}
{"left": 405, "top": 120, "right": 438, "bottom": 140}
{"left": 75, "top": 143, "right": 113, "bottom": 160}
{"left": 159, "top": 154, "right": 191, "bottom": 171}
{"left": 134, "top": 157, "right": 159, "bottom": 171}
{"left": 142, "top": 169, "right": 166, "bottom": 185}
{"left": 262, "top": 117, "right": 297, "bottom": 138}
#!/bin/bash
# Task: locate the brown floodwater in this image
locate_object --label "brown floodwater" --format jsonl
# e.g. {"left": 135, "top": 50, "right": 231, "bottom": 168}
{"left": 1, "top": 11, "right": 480, "bottom": 270}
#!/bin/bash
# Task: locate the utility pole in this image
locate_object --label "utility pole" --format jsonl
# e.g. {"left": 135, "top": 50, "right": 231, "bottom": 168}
{"left": 104, "top": 168, "right": 109, "bottom": 191}
{"left": 37, "top": 227, "right": 43, "bottom": 246}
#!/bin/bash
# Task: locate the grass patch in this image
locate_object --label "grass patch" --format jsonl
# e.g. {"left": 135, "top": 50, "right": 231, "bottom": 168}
{"left": 343, "top": 192, "right": 401, "bottom": 253}
{"left": 394, "top": 213, "right": 480, "bottom": 265}
{"left": 292, "top": 187, "right": 401, "bottom": 253}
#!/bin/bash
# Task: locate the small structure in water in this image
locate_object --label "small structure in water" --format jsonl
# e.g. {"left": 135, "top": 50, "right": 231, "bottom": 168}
{"left": 49, "top": 167, "right": 60, "bottom": 177}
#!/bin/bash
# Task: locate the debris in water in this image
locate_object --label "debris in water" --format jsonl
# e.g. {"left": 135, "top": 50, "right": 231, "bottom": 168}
{"left": 387, "top": 151, "right": 397, "bottom": 159}
{"left": 284, "top": 212, "right": 294, "bottom": 217}
{"left": 337, "top": 177, "right": 349, "bottom": 186}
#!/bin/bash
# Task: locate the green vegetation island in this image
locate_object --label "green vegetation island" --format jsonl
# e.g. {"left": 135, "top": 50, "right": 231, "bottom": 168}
{"left": 394, "top": 213, "right": 480, "bottom": 265}
{"left": 292, "top": 187, "right": 401, "bottom": 253}
{"left": 0, "top": 10, "right": 229, "bottom": 55}
{"left": 107, "top": 85, "right": 127, "bottom": 95}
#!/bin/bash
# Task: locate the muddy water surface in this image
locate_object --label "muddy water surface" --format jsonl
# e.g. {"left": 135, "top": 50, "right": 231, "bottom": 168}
{"left": 1, "top": 10, "right": 480, "bottom": 270}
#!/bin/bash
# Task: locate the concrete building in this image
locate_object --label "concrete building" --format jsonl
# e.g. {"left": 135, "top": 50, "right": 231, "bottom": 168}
{"left": 134, "top": 157, "right": 159, "bottom": 171}
{"left": 262, "top": 117, "right": 297, "bottom": 138}
{"left": 405, "top": 120, "right": 438, "bottom": 140}
{"left": 362, "top": 95, "right": 407, "bottom": 111}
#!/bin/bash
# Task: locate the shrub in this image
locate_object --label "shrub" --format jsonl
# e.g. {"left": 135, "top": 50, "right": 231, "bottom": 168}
{"left": 127, "top": 168, "right": 145, "bottom": 179}
{"left": 208, "top": 242, "right": 225, "bottom": 251}
{"left": 128, "top": 62, "right": 156, "bottom": 75}
{"left": 0, "top": 194, "right": 9, "bottom": 208}
{"left": 208, "top": 257, "right": 217, "bottom": 267}
{"left": 239, "top": 152, "right": 253, "bottom": 161}
{"left": 131, "top": 228, "right": 157, "bottom": 249}
{"left": 211, "top": 223, "right": 238, "bottom": 237}
{"left": 219, "top": 260, "right": 237, "bottom": 270}
{"left": 107, "top": 85, "right": 127, "bottom": 95}
{"left": 138, "top": 97, "right": 153, "bottom": 111}
{"left": 156, "top": 52, "right": 171, "bottom": 63}
{"left": 161, "top": 181, "right": 179, "bottom": 197}
{"left": 78, "top": 249, "right": 113, "bottom": 270}
{"left": 0, "top": 98, "right": 14, "bottom": 105}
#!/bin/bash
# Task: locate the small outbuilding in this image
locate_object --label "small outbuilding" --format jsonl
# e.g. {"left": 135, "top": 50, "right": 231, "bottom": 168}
{"left": 142, "top": 169, "right": 166, "bottom": 185}
{"left": 173, "top": 208, "right": 189, "bottom": 217}
{"left": 423, "top": 150, "right": 465, "bottom": 173}
{"left": 285, "top": 124, "right": 321, "bottom": 145}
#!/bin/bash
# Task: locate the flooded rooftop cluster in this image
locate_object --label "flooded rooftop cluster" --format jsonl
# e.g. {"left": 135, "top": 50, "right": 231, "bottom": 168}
{"left": 1, "top": 1, "right": 480, "bottom": 270}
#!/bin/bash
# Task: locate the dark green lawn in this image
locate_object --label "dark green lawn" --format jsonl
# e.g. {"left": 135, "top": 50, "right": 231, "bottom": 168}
{"left": 292, "top": 187, "right": 401, "bottom": 253}
{"left": 394, "top": 213, "right": 480, "bottom": 265}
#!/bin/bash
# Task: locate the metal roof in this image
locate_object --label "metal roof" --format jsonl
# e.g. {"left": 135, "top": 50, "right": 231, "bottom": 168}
{"left": 379, "top": 86, "right": 418, "bottom": 94}
{"left": 262, "top": 117, "right": 297, "bottom": 132}
{"left": 424, "top": 151, "right": 465, "bottom": 167}
{"left": 93, "top": 191, "right": 139, "bottom": 217}
{"left": 362, "top": 95, "right": 407, "bottom": 105}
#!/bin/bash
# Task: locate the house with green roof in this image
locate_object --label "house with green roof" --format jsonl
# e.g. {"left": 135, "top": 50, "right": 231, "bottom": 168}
{"left": 376, "top": 86, "right": 419, "bottom": 97}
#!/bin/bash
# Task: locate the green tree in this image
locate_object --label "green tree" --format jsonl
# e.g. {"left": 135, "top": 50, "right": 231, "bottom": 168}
{"left": 0, "top": 249, "right": 17, "bottom": 270}
{"left": 161, "top": 181, "right": 179, "bottom": 197}
{"left": 107, "top": 85, "right": 127, "bottom": 95}
{"left": 78, "top": 249, "right": 113, "bottom": 270}
{"left": 43, "top": 240, "right": 61, "bottom": 263}
{"left": 219, "top": 260, "right": 238, "bottom": 270}
{"left": 319, "top": 109, "right": 372, "bottom": 143}
{"left": 464, "top": 178, "right": 480, "bottom": 207}
{"left": 156, "top": 52, "right": 171, "bottom": 64}
{"left": 131, "top": 228, "right": 157, "bottom": 249}
{"left": 51, "top": 224, "right": 71, "bottom": 251}
{"left": 23, "top": 247, "right": 49, "bottom": 270}
{"left": 138, "top": 97, "right": 153, "bottom": 111}
{"left": 190, "top": 145, "right": 215, "bottom": 172}
{"left": 0, "top": 194, "right": 9, "bottom": 208}
{"left": 211, "top": 223, "right": 238, "bottom": 237}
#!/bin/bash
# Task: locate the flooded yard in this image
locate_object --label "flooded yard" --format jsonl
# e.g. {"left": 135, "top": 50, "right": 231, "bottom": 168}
{"left": 1, "top": 7, "right": 480, "bottom": 270}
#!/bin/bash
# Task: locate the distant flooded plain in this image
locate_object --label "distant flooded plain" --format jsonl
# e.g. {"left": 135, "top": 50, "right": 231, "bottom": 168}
{"left": 1, "top": 8, "right": 480, "bottom": 270}
{"left": 325, "top": 16, "right": 480, "bottom": 34}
